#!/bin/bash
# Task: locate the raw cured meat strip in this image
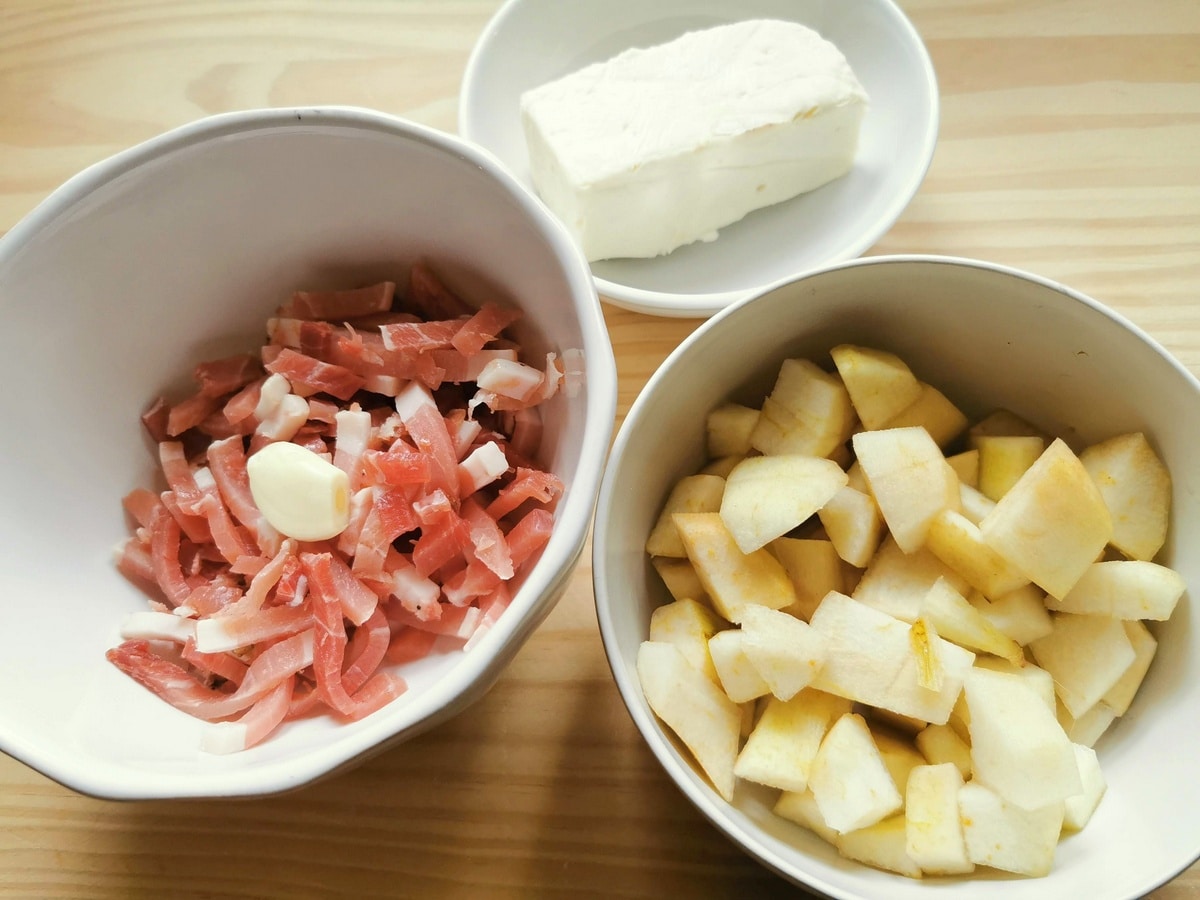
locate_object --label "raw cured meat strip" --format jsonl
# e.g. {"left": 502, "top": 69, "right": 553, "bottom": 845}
{"left": 112, "top": 266, "right": 572, "bottom": 751}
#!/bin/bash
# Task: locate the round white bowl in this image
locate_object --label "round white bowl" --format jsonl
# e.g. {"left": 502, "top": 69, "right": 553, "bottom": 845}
{"left": 593, "top": 256, "right": 1200, "bottom": 898}
{"left": 459, "top": 0, "right": 938, "bottom": 317}
{"left": 0, "top": 107, "right": 616, "bottom": 800}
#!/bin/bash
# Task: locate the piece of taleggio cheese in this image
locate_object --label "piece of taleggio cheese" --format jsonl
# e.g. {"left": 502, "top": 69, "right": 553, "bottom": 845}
{"left": 520, "top": 19, "right": 867, "bottom": 261}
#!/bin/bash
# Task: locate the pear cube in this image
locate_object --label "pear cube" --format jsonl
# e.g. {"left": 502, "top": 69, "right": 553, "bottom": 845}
{"left": 837, "top": 815, "right": 923, "bottom": 879}
{"left": 707, "top": 629, "right": 770, "bottom": 704}
{"left": 1101, "top": 619, "right": 1158, "bottom": 715}
{"left": 774, "top": 789, "right": 840, "bottom": 845}
{"left": 750, "top": 358, "right": 855, "bottom": 458}
{"left": 925, "top": 508, "right": 1030, "bottom": 600}
{"left": 637, "top": 641, "right": 742, "bottom": 801}
{"left": 1029, "top": 612, "right": 1137, "bottom": 718}
{"left": 706, "top": 402, "right": 759, "bottom": 458}
{"left": 964, "top": 667, "right": 1082, "bottom": 810}
{"left": 915, "top": 723, "right": 973, "bottom": 779}
{"left": 1048, "top": 560, "right": 1185, "bottom": 621}
{"left": 830, "top": 344, "right": 923, "bottom": 430}
{"left": 1063, "top": 743, "right": 1107, "bottom": 831}
{"left": 645, "top": 474, "right": 726, "bottom": 557}
{"left": 648, "top": 597, "right": 724, "bottom": 682}
{"left": 853, "top": 535, "right": 970, "bottom": 623}
{"left": 809, "top": 712, "right": 903, "bottom": 834}
{"left": 979, "top": 438, "right": 1113, "bottom": 599}
{"left": 969, "top": 584, "right": 1054, "bottom": 646}
{"left": 738, "top": 605, "right": 828, "bottom": 701}
{"left": 673, "top": 512, "right": 796, "bottom": 623}
{"left": 882, "top": 382, "right": 969, "bottom": 449}
{"left": 734, "top": 689, "right": 851, "bottom": 792}
{"left": 651, "top": 557, "right": 712, "bottom": 606}
{"left": 976, "top": 434, "right": 1046, "bottom": 502}
{"left": 1080, "top": 431, "right": 1170, "bottom": 561}
{"left": 768, "top": 537, "right": 843, "bottom": 621}
{"left": 720, "top": 454, "right": 847, "bottom": 553}
{"left": 905, "top": 763, "right": 974, "bottom": 875}
{"left": 853, "top": 426, "right": 960, "bottom": 553}
{"left": 818, "top": 485, "right": 884, "bottom": 568}
{"left": 958, "top": 782, "right": 1064, "bottom": 877}
{"left": 920, "top": 577, "right": 1025, "bottom": 666}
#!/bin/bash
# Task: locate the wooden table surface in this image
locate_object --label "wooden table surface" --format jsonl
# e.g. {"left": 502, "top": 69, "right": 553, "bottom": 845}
{"left": 2, "top": 1, "right": 1198, "bottom": 897}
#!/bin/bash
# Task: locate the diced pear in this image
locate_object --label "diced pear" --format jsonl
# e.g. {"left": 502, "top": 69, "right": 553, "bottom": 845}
{"left": 809, "top": 712, "right": 903, "bottom": 834}
{"left": 882, "top": 383, "right": 969, "bottom": 450}
{"left": 946, "top": 449, "right": 980, "bottom": 488}
{"left": 750, "top": 358, "right": 855, "bottom": 458}
{"left": 734, "top": 690, "right": 852, "bottom": 792}
{"left": 1029, "top": 612, "right": 1137, "bottom": 718}
{"left": 706, "top": 402, "right": 759, "bottom": 458}
{"left": 975, "top": 656, "right": 1056, "bottom": 711}
{"left": 958, "top": 782, "right": 1064, "bottom": 878}
{"left": 648, "top": 597, "right": 723, "bottom": 682}
{"left": 964, "top": 667, "right": 1081, "bottom": 810}
{"left": 957, "top": 483, "right": 995, "bottom": 525}
{"left": 870, "top": 724, "right": 928, "bottom": 799}
{"left": 915, "top": 724, "right": 973, "bottom": 779}
{"left": 853, "top": 535, "right": 971, "bottom": 623}
{"left": 925, "top": 509, "right": 1030, "bottom": 600}
{"left": 817, "top": 485, "right": 884, "bottom": 568}
{"left": 719, "top": 455, "right": 847, "bottom": 554}
{"left": 1080, "top": 431, "right": 1170, "bottom": 561}
{"left": 853, "top": 427, "right": 960, "bottom": 553}
{"left": 645, "top": 474, "right": 726, "bottom": 557}
{"left": 830, "top": 344, "right": 924, "bottom": 430}
{"left": 673, "top": 513, "right": 796, "bottom": 623}
{"left": 837, "top": 815, "right": 923, "bottom": 879}
{"left": 1047, "top": 560, "right": 1185, "bottom": 621}
{"left": 910, "top": 616, "right": 944, "bottom": 691}
{"left": 651, "top": 557, "right": 712, "bottom": 606}
{"left": 768, "top": 537, "right": 843, "bottom": 621}
{"left": 978, "top": 438, "right": 1113, "bottom": 599}
{"left": 637, "top": 641, "right": 742, "bottom": 801}
{"left": 845, "top": 460, "right": 870, "bottom": 493}
{"left": 968, "top": 409, "right": 1044, "bottom": 446}
{"left": 700, "top": 455, "right": 744, "bottom": 478}
{"left": 808, "top": 592, "right": 975, "bottom": 724}
{"left": 1057, "top": 698, "right": 1118, "bottom": 748}
{"left": 1063, "top": 743, "right": 1107, "bottom": 832}
{"left": 905, "top": 763, "right": 973, "bottom": 875}
{"left": 738, "top": 605, "right": 828, "bottom": 701}
{"left": 976, "top": 435, "right": 1046, "bottom": 502}
{"left": 739, "top": 700, "right": 758, "bottom": 740}
{"left": 920, "top": 577, "right": 1025, "bottom": 666}
{"left": 1101, "top": 620, "right": 1157, "bottom": 715}
{"left": 707, "top": 629, "right": 770, "bottom": 703}
{"left": 969, "top": 585, "right": 1054, "bottom": 646}
{"left": 774, "top": 789, "right": 840, "bottom": 845}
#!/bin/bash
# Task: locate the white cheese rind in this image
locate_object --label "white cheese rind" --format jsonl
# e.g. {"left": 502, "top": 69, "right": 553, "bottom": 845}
{"left": 520, "top": 19, "right": 868, "bottom": 261}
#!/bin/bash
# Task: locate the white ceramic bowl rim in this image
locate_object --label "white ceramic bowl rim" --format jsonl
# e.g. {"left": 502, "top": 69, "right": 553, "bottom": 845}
{"left": 0, "top": 107, "right": 617, "bottom": 799}
{"left": 460, "top": 0, "right": 941, "bottom": 317}
{"left": 593, "top": 253, "right": 1200, "bottom": 899}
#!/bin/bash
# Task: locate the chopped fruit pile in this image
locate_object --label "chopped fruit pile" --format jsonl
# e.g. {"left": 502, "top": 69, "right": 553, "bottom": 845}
{"left": 639, "top": 344, "right": 1181, "bottom": 879}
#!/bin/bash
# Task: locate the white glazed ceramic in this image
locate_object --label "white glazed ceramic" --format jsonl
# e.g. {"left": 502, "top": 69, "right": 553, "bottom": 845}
{"left": 459, "top": 0, "right": 938, "bottom": 318}
{"left": 0, "top": 107, "right": 617, "bottom": 800}
{"left": 593, "top": 256, "right": 1200, "bottom": 899}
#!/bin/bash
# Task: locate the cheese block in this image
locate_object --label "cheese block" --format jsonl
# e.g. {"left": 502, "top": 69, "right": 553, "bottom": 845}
{"left": 519, "top": 19, "right": 868, "bottom": 261}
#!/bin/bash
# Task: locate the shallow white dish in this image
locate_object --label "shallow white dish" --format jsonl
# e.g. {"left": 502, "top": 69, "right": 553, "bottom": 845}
{"left": 460, "top": 0, "right": 938, "bottom": 317}
{"left": 593, "top": 256, "right": 1200, "bottom": 897}
{"left": 0, "top": 107, "right": 617, "bottom": 799}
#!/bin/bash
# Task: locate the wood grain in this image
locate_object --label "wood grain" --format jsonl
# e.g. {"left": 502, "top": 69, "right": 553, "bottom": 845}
{"left": 1, "top": 1, "right": 1198, "bottom": 897}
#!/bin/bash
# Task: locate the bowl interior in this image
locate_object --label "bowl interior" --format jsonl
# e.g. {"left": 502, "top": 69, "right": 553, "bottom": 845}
{"left": 594, "top": 257, "right": 1200, "bottom": 899}
{"left": 0, "top": 109, "right": 613, "bottom": 799}
{"left": 460, "top": 0, "right": 938, "bottom": 316}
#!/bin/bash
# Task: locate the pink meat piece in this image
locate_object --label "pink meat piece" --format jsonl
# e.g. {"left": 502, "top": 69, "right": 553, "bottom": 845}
{"left": 210, "top": 675, "right": 296, "bottom": 752}
{"left": 306, "top": 397, "right": 341, "bottom": 425}
{"left": 431, "top": 348, "right": 519, "bottom": 384}
{"left": 193, "top": 470, "right": 255, "bottom": 565}
{"left": 395, "top": 383, "right": 459, "bottom": 502}
{"left": 405, "top": 262, "right": 474, "bottom": 320}
{"left": 279, "top": 281, "right": 395, "bottom": 320}
{"left": 384, "top": 627, "right": 439, "bottom": 664}
{"left": 388, "top": 602, "right": 480, "bottom": 640}
{"left": 464, "top": 582, "right": 513, "bottom": 652}
{"left": 451, "top": 303, "right": 522, "bottom": 356}
{"left": 194, "top": 603, "right": 313, "bottom": 653}
{"left": 265, "top": 348, "right": 365, "bottom": 402}
{"left": 223, "top": 376, "right": 267, "bottom": 425}
{"left": 508, "top": 406, "right": 543, "bottom": 465}
{"left": 301, "top": 551, "right": 378, "bottom": 627}
{"left": 181, "top": 639, "right": 249, "bottom": 688}
{"left": 340, "top": 606, "right": 390, "bottom": 695}
{"left": 411, "top": 505, "right": 471, "bottom": 578}
{"left": 378, "top": 319, "right": 460, "bottom": 353}
{"left": 219, "top": 539, "right": 295, "bottom": 619}
{"left": 206, "top": 436, "right": 282, "bottom": 555}
{"left": 361, "top": 444, "right": 431, "bottom": 488}
{"left": 149, "top": 506, "right": 193, "bottom": 608}
{"left": 487, "top": 467, "right": 564, "bottom": 520}
{"left": 106, "top": 629, "right": 314, "bottom": 721}
{"left": 194, "top": 353, "right": 262, "bottom": 398}
{"left": 161, "top": 490, "right": 212, "bottom": 545}
{"left": 462, "top": 498, "right": 513, "bottom": 580}
{"left": 159, "top": 441, "right": 205, "bottom": 515}
{"left": 116, "top": 539, "right": 156, "bottom": 588}
{"left": 141, "top": 396, "right": 170, "bottom": 443}
{"left": 333, "top": 408, "right": 372, "bottom": 490}
{"left": 352, "top": 486, "right": 418, "bottom": 577}
{"left": 166, "top": 391, "right": 223, "bottom": 437}
{"left": 381, "top": 550, "right": 441, "bottom": 620}
{"left": 185, "top": 578, "right": 243, "bottom": 617}
{"left": 123, "top": 488, "right": 161, "bottom": 529}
